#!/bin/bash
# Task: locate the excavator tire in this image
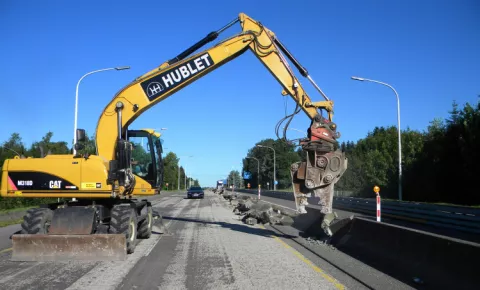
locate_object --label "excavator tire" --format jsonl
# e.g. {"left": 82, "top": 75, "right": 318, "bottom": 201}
{"left": 20, "top": 208, "right": 53, "bottom": 234}
{"left": 137, "top": 205, "right": 153, "bottom": 239}
{"left": 110, "top": 205, "right": 138, "bottom": 254}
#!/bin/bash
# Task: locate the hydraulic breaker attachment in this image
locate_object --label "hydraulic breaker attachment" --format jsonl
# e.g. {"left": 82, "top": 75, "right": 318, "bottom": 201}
{"left": 290, "top": 114, "right": 348, "bottom": 236}
{"left": 12, "top": 234, "right": 126, "bottom": 261}
{"left": 290, "top": 149, "right": 347, "bottom": 215}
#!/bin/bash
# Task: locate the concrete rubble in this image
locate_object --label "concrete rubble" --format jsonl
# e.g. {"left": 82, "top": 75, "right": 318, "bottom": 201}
{"left": 305, "top": 236, "right": 336, "bottom": 250}
{"left": 214, "top": 190, "right": 294, "bottom": 226}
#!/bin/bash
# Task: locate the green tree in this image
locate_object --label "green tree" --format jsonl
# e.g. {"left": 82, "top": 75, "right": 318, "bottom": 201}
{"left": 1, "top": 133, "right": 26, "bottom": 168}
{"left": 28, "top": 132, "right": 70, "bottom": 157}
{"left": 227, "top": 170, "right": 242, "bottom": 188}
{"left": 163, "top": 152, "right": 179, "bottom": 190}
{"left": 328, "top": 126, "right": 424, "bottom": 198}
{"left": 242, "top": 138, "right": 301, "bottom": 190}
{"left": 179, "top": 166, "right": 186, "bottom": 190}
{"left": 405, "top": 99, "right": 480, "bottom": 204}
{"left": 83, "top": 132, "right": 97, "bottom": 155}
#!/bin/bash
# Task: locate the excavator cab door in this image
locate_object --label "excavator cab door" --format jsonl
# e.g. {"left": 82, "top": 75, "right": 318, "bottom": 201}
{"left": 127, "top": 130, "right": 163, "bottom": 189}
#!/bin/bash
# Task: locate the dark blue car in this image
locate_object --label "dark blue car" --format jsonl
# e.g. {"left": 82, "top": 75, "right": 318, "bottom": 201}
{"left": 187, "top": 186, "right": 204, "bottom": 199}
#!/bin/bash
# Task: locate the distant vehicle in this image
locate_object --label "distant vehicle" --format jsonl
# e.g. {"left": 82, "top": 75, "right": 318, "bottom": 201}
{"left": 187, "top": 186, "right": 204, "bottom": 199}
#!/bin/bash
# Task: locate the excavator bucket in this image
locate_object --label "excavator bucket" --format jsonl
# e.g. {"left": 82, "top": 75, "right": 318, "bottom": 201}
{"left": 11, "top": 234, "right": 127, "bottom": 262}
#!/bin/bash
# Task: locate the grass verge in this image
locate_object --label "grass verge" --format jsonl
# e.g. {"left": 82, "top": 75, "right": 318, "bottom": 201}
{"left": 0, "top": 206, "right": 36, "bottom": 214}
{"left": 0, "top": 218, "right": 23, "bottom": 228}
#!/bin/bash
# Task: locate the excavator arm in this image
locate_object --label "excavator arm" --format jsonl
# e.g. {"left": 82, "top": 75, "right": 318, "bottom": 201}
{"left": 96, "top": 13, "right": 347, "bottom": 236}
{"left": 96, "top": 13, "right": 329, "bottom": 161}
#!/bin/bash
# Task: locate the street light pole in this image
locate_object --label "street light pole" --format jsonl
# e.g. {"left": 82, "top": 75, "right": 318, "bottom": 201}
{"left": 256, "top": 145, "right": 276, "bottom": 191}
{"left": 351, "top": 76, "right": 402, "bottom": 201}
{"left": 73, "top": 66, "right": 130, "bottom": 155}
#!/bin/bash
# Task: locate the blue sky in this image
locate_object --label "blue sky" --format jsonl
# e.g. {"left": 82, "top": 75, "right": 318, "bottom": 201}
{"left": 1, "top": 0, "right": 479, "bottom": 186}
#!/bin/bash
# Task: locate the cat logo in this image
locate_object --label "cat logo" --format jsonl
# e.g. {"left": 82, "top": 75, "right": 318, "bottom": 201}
{"left": 49, "top": 180, "right": 62, "bottom": 189}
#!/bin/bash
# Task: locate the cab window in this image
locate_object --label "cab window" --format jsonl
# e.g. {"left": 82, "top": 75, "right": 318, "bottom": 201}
{"left": 129, "top": 136, "right": 154, "bottom": 181}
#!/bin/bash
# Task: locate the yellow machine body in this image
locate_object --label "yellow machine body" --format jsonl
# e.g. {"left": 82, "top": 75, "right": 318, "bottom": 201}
{"left": 1, "top": 155, "right": 111, "bottom": 198}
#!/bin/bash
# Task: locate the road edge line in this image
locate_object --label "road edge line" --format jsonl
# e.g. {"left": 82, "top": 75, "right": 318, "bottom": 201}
{"left": 258, "top": 225, "right": 345, "bottom": 290}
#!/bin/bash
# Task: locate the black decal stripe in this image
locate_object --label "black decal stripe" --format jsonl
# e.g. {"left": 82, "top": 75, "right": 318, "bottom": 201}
{"left": 8, "top": 172, "right": 78, "bottom": 190}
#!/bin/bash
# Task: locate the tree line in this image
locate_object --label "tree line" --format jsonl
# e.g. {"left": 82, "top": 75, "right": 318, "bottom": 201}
{"left": 2, "top": 98, "right": 478, "bottom": 207}
{"left": 241, "top": 138, "right": 302, "bottom": 190}
{"left": 241, "top": 98, "right": 480, "bottom": 206}
{"left": 162, "top": 152, "right": 199, "bottom": 190}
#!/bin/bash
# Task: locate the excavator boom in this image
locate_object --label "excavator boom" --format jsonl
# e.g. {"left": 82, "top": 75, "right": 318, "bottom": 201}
{"left": 95, "top": 13, "right": 329, "bottom": 162}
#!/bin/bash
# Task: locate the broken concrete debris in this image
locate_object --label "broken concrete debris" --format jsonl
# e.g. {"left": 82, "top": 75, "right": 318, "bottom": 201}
{"left": 218, "top": 193, "right": 295, "bottom": 226}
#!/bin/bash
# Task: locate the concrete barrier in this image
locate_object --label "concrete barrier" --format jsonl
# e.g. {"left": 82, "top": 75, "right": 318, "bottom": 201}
{"left": 330, "top": 217, "right": 479, "bottom": 290}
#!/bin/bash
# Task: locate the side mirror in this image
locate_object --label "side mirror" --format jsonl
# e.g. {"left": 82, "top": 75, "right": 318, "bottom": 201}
{"left": 76, "top": 129, "right": 86, "bottom": 143}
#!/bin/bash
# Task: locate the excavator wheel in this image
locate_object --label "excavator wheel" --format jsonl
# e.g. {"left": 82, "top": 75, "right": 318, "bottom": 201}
{"left": 137, "top": 205, "right": 153, "bottom": 239}
{"left": 110, "top": 205, "right": 138, "bottom": 254}
{"left": 20, "top": 208, "right": 53, "bottom": 234}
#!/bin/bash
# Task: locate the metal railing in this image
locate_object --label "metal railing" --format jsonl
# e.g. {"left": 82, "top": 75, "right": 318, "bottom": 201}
{"left": 334, "top": 196, "right": 480, "bottom": 234}
{"left": 234, "top": 189, "right": 480, "bottom": 235}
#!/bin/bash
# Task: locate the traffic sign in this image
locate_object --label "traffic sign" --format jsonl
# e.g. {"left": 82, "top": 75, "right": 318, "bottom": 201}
{"left": 373, "top": 185, "right": 380, "bottom": 193}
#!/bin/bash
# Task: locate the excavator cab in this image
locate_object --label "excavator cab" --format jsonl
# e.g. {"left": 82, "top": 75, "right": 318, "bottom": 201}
{"left": 127, "top": 129, "right": 164, "bottom": 194}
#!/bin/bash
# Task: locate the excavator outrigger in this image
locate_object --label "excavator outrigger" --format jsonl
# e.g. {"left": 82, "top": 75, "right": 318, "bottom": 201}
{"left": 1, "top": 12, "right": 347, "bottom": 261}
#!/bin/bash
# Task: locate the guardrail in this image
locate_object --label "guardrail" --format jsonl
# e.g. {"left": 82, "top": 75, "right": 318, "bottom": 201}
{"left": 233, "top": 188, "right": 480, "bottom": 235}
{"left": 334, "top": 196, "right": 480, "bottom": 235}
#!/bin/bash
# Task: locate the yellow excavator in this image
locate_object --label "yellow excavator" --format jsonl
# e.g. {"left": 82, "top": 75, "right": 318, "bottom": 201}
{"left": 1, "top": 12, "right": 347, "bottom": 261}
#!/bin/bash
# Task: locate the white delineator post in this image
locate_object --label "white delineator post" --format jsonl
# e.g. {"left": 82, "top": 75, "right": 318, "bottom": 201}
{"left": 258, "top": 185, "right": 261, "bottom": 200}
{"left": 374, "top": 185, "right": 381, "bottom": 222}
{"left": 376, "top": 193, "right": 381, "bottom": 222}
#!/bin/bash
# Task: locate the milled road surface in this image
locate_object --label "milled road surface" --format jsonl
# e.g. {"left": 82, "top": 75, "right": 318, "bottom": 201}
{"left": 0, "top": 191, "right": 345, "bottom": 290}
{"left": 0, "top": 190, "right": 413, "bottom": 289}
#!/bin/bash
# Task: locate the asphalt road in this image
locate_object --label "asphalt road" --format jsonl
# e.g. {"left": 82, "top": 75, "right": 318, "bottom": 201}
{"left": 0, "top": 190, "right": 412, "bottom": 289}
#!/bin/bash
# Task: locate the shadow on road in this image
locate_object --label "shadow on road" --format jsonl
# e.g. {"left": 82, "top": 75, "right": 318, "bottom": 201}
{"left": 162, "top": 216, "right": 297, "bottom": 239}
